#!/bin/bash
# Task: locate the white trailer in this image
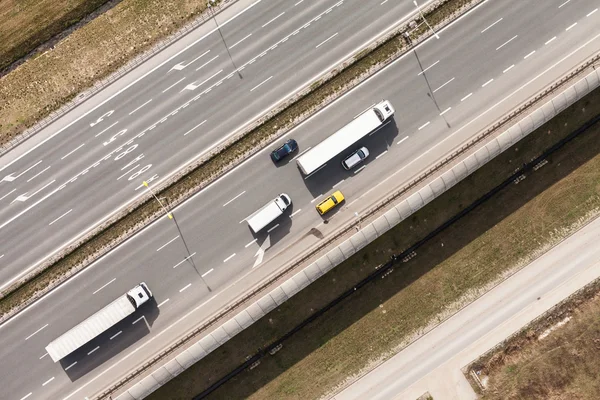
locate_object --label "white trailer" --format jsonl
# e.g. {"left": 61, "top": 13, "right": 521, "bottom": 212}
{"left": 296, "top": 100, "right": 395, "bottom": 176}
{"left": 45, "top": 283, "right": 152, "bottom": 363}
{"left": 247, "top": 194, "right": 292, "bottom": 233}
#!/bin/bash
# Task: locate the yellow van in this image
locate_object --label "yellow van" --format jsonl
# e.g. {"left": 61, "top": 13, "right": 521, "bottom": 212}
{"left": 316, "top": 190, "right": 345, "bottom": 215}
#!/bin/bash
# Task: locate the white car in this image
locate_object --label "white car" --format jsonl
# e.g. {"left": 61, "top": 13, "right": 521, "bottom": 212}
{"left": 342, "top": 147, "right": 369, "bottom": 170}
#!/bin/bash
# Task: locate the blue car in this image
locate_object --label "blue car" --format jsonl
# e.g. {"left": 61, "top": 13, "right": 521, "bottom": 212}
{"left": 270, "top": 139, "right": 298, "bottom": 162}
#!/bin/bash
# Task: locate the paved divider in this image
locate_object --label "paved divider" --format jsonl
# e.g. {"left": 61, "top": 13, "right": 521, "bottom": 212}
{"left": 112, "top": 54, "right": 600, "bottom": 400}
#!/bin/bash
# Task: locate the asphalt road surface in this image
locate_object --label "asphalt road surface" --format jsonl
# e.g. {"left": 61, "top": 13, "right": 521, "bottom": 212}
{"left": 0, "top": 0, "right": 426, "bottom": 291}
{"left": 2, "top": 0, "right": 600, "bottom": 399}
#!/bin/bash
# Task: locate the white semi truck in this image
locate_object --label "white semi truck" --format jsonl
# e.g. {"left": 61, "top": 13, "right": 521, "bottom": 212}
{"left": 296, "top": 100, "right": 395, "bottom": 176}
{"left": 246, "top": 194, "right": 292, "bottom": 233}
{"left": 45, "top": 282, "right": 152, "bottom": 362}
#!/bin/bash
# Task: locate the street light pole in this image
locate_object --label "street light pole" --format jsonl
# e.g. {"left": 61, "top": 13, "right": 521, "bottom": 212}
{"left": 208, "top": 0, "right": 243, "bottom": 79}
{"left": 143, "top": 181, "right": 212, "bottom": 292}
{"left": 413, "top": 0, "right": 440, "bottom": 39}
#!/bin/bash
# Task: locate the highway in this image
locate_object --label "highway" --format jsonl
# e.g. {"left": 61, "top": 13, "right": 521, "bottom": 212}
{"left": 0, "top": 0, "right": 426, "bottom": 291}
{"left": 2, "top": 0, "right": 600, "bottom": 399}
{"left": 331, "top": 203, "right": 600, "bottom": 400}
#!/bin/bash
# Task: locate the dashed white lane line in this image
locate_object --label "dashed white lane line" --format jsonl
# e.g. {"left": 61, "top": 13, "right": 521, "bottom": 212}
{"left": 27, "top": 166, "right": 51, "bottom": 183}
{"left": 110, "top": 331, "right": 122, "bottom": 340}
{"left": 48, "top": 209, "right": 73, "bottom": 226}
{"left": 290, "top": 209, "right": 302, "bottom": 218}
{"left": 461, "top": 92, "right": 473, "bottom": 101}
{"left": 262, "top": 12, "right": 285, "bottom": 28}
{"left": 0, "top": 189, "right": 16, "bottom": 201}
{"left": 172, "top": 252, "right": 197, "bottom": 269}
{"left": 65, "top": 361, "right": 78, "bottom": 371}
{"left": 42, "top": 377, "right": 55, "bottom": 386}
{"left": 315, "top": 32, "right": 339, "bottom": 48}
{"left": 196, "top": 55, "right": 219, "bottom": 71}
{"left": 558, "top": 0, "right": 571, "bottom": 7}
{"left": 19, "top": 393, "right": 32, "bottom": 400}
{"left": 433, "top": 77, "right": 455, "bottom": 93}
{"left": 129, "top": 99, "right": 152, "bottom": 116}
{"left": 117, "top": 164, "right": 139, "bottom": 181}
{"left": 397, "top": 135, "right": 410, "bottom": 144}
{"left": 481, "top": 17, "right": 502, "bottom": 33}
{"left": 496, "top": 34, "right": 518, "bottom": 51}
{"left": 179, "top": 283, "right": 192, "bottom": 293}
{"left": 267, "top": 224, "right": 280, "bottom": 233}
{"left": 294, "top": 0, "right": 304, "bottom": 5}
{"left": 0, "top": 254, "right": 4, "bottom": 260}
{"left": 157, "top": 299, "right": 170, "bottom": 308}
{"left": 60, "top": 143, "right": 85, "bottom": 160}
{"left": 230, "top": 33, "right": 252, "bottom": 49}
{"left": 94, "top": 121, "right": 119, "bottom": 137}
{"left": 201, "top": 268, "right": 214, "bottom": 277}
{"left": 545, "top": 36, "right": 557, "bottom": 45}
{"left": 223, "top": 191, "right": 246, "bottom": 207}
{"left": 157, "top": 236, "right": 179, "bottom": 252}
{"left": 162, "top": 77, "right": 186, "bottom": 93}
{"left": 503, "top": 64, "right": 515, "bottom": 73}
{"left": 376, "top": 150, "right": 388, "bottom": 160}
{"left": 354, "top": 165, "right": 366, "bottom": 174}
{"left": 87, "top": 346, "right": 100, "bottom": 355}
{"left": 482, "top": 78, "right": 494, "bottom": 87}
{"left": 332, "top": 179, "right": 344, "bottom": 188}
{"left": 250, "top": 75, "right": 274, "bottom": 92}
{"left": 311, "top": 195, "right": 323, "bottom": 203}
{"left": 184, "top": 69, "right": 223, "bottom": 91}
{"left": 184, "top": 120, "right": 207, "bottom": 136}
{"left": 588, "top": 8, "right": 598, "bottom": 17}
{"left": 223, "top": 253, "right": 236, "bottom": 263}
{"left": 9, "top": 160, "right": 42, "bottom": 180}
{"left": 245, "top": 239, "right": 258, "bottom": 248}
{"left": 93, "top": 278, "right": 116, "bottom": 295}
{"left": 132, "top": 317, "right": 144, "bottom": 325}
{"left": 381, "top": 0, "right": 389, "bottom": 4}
{"left": 524, "top": 50, "right": 536, "bottom": 59}
{"left": 417, "top": 60, "right": 440, "bottom": 76}
{"left": 566, "top": 22, "right": 577, "bottom": 31}
{"left": 39, "top": 353, "right": 48, "bottom": 360}
{"left": 25, "top": 324, "right": 48, "bottom": 340}
{"left": 418, "top": 121, "right": 431, "bottom": 130}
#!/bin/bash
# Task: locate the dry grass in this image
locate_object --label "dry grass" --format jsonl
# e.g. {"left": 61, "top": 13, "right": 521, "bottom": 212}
{"left": 474, "top": 280, "right": 600, "bottom": 400}
{"left": 148, "top": 81, "right": 600, "bottom": 400}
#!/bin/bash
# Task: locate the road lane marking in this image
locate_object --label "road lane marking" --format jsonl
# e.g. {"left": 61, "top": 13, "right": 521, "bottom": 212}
{"left": 60, "top": 143, "right": 85, "bottom": 160}
{"left": 545, "top": 36, "right": 557, "bottom": 45}
{"left": 110, "top": 331, "right": 122, "bottom": 340}
{"left": 9, "top": 160, "right": 43, "bottom": 181}
{"left": 93, "top": 278, "right": 116, "bottom": 295}
{"left": 179, "top": 283, "right": 192, "bottom": 292}
{"left": 172, "top": 252, "right": 197, "bottom": 268}
{"left": 397, "top": 136, "right": 410, "bottom": 144}
{"left": 503, "top": 64, "right": 515, "bottom": 73}
{"left": 267, "top": 224, "right": 280, "bottom": 233}
{"left": 25, "top": 324, "right": 48, "bottom": 340}
{"left": 65, "top": 362, "right": 78, "bottom": 371}
{"left": 48, "top": 209, "right": 73, "bottom": 226}
{"left": 481, "top": 17, "right": 502, "bottom": 33}
{"left": 496, "top": 34, "right": 518, "bottom": 50}
{"left": 262, "top": 12, "right": 285, "bottom": 28}
{"left": 524, "top": 50, "right": 536, "bottom": 59}
{"left": 418, "top": 121, "right": 431, "bottom": 130}
{"left": 157, "top": 299, "right": 170, "bottom": 308}
{"left": 157, "top": 236, "right": 179, "bottom": 251}
{"left": 245, "top": 239, "right": 257, "bottom": 248}
{"left": 290, "top": 209, "right": 302, "bottom": 217}
{"left": 461, "top": 92, "right": 473, "bottom": 101}
{"left": 39, "top": 353, "right": 48, "bottom": 360}
{"left": 294, "top": 0, "right": 304, "bottom": 5}
{"left": 94, "top": 121, "right": 119, "bottom": 137}
{"left": 230, "top": 33, "right": 252, "bottom": 49}
{"left": 376, "top": 150, "right": 388, "bottom": 160}
{"left": 0, "top": 254, "right": 3, "bottom": 259}
{"left": 87, "top": 346, "right": 100, "bottom": 355}
{"left": 196, "top": 55, "right": 219, "bottom": 71}
{"left": 184, "top": 69, "right": 223, "bottom": 91}
{"left": 558, "top": 0, "right": 571, "bottom": 7}
{"left": 433, "top": 77, "right": 455, "bottom": 93}
{"left": 183, "top": 120, "right": 207, "bottom": 136}
{"left": 417, "top": 60, "right": 439, "bottom": 76}
{"left": 482, "top": 78, "right": 494, "bottom": 87}
{"left": 0, "top": 189, "right": 16, "bottom": 201}
{"left": 315, "top": 32, "right": 338, "bottom": 48}
{"left": 332, "top": 179, "right": 344, "bottom": 188}
{"left": 117, "top": 164, "right": 140, "bottom": 180}
{"left": 588, "top": 8, "right": 598, "bottom": 16}
{"left": 16, "top": 179, "right": 56, "bottom": 203}
{"left": 129, "top": 99, "right": 152, "bottom": 115}
{"left": 19, "top": 393, "right": 32, "bottom": 400}
{"left": 42, "top": 377, "right": 55, "bottom": 386}
{"left": 223, "top": 191, "right": 246, "bottom": 207}
{"left": 354, "top": 165, "right": 366, "bottom": 173}
{"left": 27, "top": 166, "right": 51, "bottom": 182}
{"left": 292, "top": 146, "right": 311, "bottom": 160}
{"left": 565, "top": 22, "right": 577, "bottom": 31}
{"left": 132, "top": 317, "right": 144, "bottom": 325}
{"left": 311, "top": 195, "right": 323, "bottom": 203}
{"left": 250, "top": 75, "right": 274, "bottom": 92}
{"left": 223, "top": 253, "right": 236, "bottom": 263}
{"left": 170, "top": 50, "right": 211, "bottom": 71}
{"left": 201, "top": 268, "right": 214, "bottom": 277}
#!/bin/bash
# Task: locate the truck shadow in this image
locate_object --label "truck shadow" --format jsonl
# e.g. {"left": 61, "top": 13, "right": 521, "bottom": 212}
{"left": 247, "top": 203, "right": 294, "bottom": 250}
{"left": 61, "top": 299, "right": 159, "bottom": 381}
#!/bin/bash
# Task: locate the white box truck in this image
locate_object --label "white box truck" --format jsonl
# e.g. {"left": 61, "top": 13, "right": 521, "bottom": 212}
{"left": 45, "top": 282, "right": 152, "bottom": 363}
{"left": 296, "top": 100, "right": 394, "bottom": 176}
{"left": 247, "top": 194, "right": 292, "bottom": 233}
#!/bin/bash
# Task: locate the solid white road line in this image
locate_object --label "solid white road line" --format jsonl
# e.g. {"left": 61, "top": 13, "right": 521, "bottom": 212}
{"left": 545, "top": 36, "right": 557, "bottom": 45}
{"left": 60, "top": 143, "right": 85, "bottom": 160}
{"left": 201, "top": 268, "right": 214, "bottom": 277}
{"left": 196, "top": 55, "right": 219, "bottom": 71}
{"left": 250, "top": 76, "right": 274, "bottom": 92}
{"left": 481, "top": 17, "right": 502, "bottom": 33}
{"left": 25, "top": 324, "right": 48, "bottom": 341}
{"left": 172, "top": 252, "right": 197, "bottom": 269}
{"left": 156, "top": 236, "right": 179, "bottom": 252}
{"left": 262, "top": 12, "right": 285, "bottom": 28}
{"left": 48, "top": 209, "right": 73, "bottom": 226}
{"left": 290, "top": 209, "right": 302, "bottom": 217}
{"left": 183, "top": 120, "right": 207, "bottom": 136}
{"left": 110, "top": 331, "right": 122, "bottom": 340}
{"left": 376, "top": 150, "right": 388, "bottom": 159}
{"left": 117, "top": 164, "right": 139, "bottom": 180}
{"left": 223, "top": 253, "right": 236, "bottom": 263}
{"left": 157, "top": 299, "right": 170, "bottom": 308}
{"left": 461, "top": 92, "right": 473, "bottom": 101}
{"left": 503, "top": 64, "right": 515, "bottom": 73}
{"left": 267, "top": 224, "right": 280, "bottom": 233}
{"left": 418, "top": 121, "right": 430, "bottom": 130}
{"left": 433, "top": 77, "right": 455, "bottom": 93}
{"left": 129, "top": 99, "right": 152, "bottom": 115}
{"left": 65, "top": 362, "right": 78, "bottom": 371}
{"left": 417, "top": 60, "right": 439, "bottom": 76}
{"left": 0, "top": 189, "right": 16, "bottom": 201}
{"left": 42, "top": 377, "right": 55, "bottom": 386}
{"left": 223, "top": 191, "right": 246, "bottom": 207}
{"left": 179, "top": 283, "right": 192, "bottom": 293}
{"left": 93, "top": 278, "right": 116, "bottom": 295}
{"left": 315, "top": 32, "right": 339, "bottom": 48}
{"left": 184, "top": 69, "right": 223, "bottom": 91}
{"left": 87, "top": 346, "right": 100, "bottom": 355}
{"left": 230, "top": 33, "right": 253, "bottom": 49}
{"left": 94, "top": 121, "right": 119, "bottom": 137}
{"left": 397, "top": 136, "right": 410, "bottom": 144}
{"left": 13, "top": 160, "right": 43, "bottom": 179}
{"left": 496, "top": 34, "right": 518, "bottom": 51}
{"left": 27, "top": 166, "right": 51, "bottom": 183}
{"left": 162, "top": 77, "right": 186, "bottom": 93}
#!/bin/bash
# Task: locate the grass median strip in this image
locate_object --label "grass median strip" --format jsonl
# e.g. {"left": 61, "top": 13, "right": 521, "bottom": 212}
{"left": 0, "top": 0, "right": 477, "bottom": 320}
{"left": 147, "top": 87, "right": 600, "bottom": 400}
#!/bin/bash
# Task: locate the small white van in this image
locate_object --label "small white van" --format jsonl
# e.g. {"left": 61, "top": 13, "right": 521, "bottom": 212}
{"left": 247, "top": 194, "right": 292, "bottom": 233}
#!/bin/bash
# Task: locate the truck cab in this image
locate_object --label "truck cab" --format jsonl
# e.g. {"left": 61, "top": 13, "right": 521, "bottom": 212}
{"left": 127, "top": 282, "right": 153, "bottom": 308}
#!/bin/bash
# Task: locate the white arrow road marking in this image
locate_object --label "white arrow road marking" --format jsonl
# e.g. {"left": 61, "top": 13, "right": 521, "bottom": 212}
{"left": 253, "top": 234, "right": 271, "bottom": 268}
